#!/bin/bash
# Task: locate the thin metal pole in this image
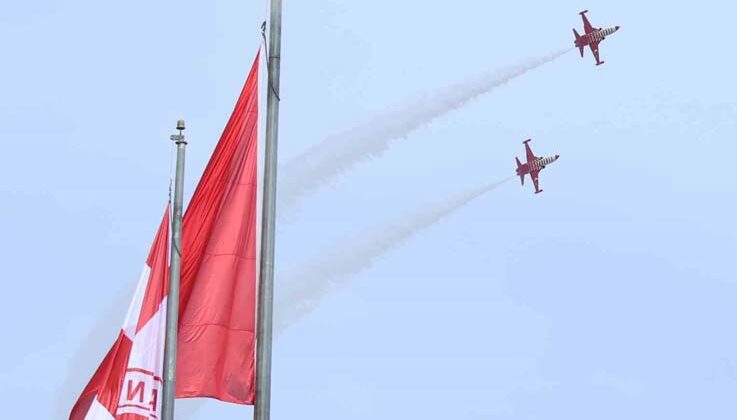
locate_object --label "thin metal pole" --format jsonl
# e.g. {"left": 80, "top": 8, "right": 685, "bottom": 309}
{"left": 254, "top": 1, "right": 282, "bottom": 419}
{"left": 162, "top": 120, "right": 187, "bottom": 420}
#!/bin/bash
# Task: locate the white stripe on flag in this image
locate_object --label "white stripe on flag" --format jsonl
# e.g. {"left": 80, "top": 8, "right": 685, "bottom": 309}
{"left": 122, "top": 264, "right": 152, "bottom": 340}
{"left": 83, "top": 398, "right": 115, "bottom": 420}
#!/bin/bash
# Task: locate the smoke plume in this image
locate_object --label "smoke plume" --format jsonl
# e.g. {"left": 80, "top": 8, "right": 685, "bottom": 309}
{"left": 278, "top": 48, "right": 570, "bottom": 213}
{"left": 275, "top": 177, "right": 514, "bottom": 333}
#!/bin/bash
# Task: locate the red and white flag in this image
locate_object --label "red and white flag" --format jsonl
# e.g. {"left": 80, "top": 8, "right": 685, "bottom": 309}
{"left": 70, "top": 51, "right": 261, "bottom": 418}
{"left": 70, "top": 208, "right": 170, "bottom": 419}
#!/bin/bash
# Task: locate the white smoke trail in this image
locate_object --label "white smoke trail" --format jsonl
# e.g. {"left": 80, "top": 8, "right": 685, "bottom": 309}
{"left": 279, "top": 48, "right": 571, "bottom": 213}
{"left": 274, "top": 176, "right": 514, "bottom": 333}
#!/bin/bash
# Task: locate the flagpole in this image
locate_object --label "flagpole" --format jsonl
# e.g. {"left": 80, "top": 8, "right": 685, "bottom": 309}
{"left": 255, "top": 1, "right": 282, "bottom": 419}
{"left": 162, "top": 120, "right": 187, "bottom": 420}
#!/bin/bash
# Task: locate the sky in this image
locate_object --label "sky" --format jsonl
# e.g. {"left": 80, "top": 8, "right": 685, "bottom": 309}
{"left": 1, "top": 0, "right": 736, "bottom": 419}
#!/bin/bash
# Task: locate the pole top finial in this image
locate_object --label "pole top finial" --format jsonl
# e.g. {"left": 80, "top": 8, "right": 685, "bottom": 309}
{"left": 170, "top": 119, "right": 187, "bottom": 144}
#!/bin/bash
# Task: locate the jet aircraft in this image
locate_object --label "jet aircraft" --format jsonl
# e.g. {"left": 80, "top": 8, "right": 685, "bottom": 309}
{"left": 573, "top": 10, "right": 620, "bottom": 66}
{"left": 515, "top": 139, "right": 560, "bottom": 194}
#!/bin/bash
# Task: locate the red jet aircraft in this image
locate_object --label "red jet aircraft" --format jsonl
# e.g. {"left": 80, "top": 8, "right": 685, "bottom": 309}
{"left": 515, "top": 139, "right": 559, "bottom": 195}
{"left": 573, "top": 10, "right": 620, "bottom": 66}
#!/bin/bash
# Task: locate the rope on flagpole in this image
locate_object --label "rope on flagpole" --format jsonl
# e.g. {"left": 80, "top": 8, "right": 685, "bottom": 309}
{"left": 261, "top": 20, "right": 280, "bottom": 102}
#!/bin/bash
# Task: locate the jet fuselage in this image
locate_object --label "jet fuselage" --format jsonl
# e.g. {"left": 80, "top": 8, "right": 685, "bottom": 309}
{"left": 574, "top": 25, "right": 620, "bottom": 48}
{"left": 515, "top": 154, "right": 560, "bottom": 177}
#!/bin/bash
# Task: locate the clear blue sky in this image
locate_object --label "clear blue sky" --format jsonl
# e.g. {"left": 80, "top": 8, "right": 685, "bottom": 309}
{"left": 1, "top": 1, "right": 735, "bottom": 419}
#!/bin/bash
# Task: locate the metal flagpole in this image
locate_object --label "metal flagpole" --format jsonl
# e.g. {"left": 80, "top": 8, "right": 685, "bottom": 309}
{"left": 255, "top": 1, "right": 283, "bottom": 419}
{"left": 162, "top": 119, "right": 187, "bottom": 420}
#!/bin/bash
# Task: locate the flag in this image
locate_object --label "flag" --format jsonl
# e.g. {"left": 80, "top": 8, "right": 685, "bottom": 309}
{"left": 175, "top": 51, "right": 260, "bottom": 405}
{"left": 71, "top": 51, "right": 260, "bottom": 418}
{"left": 70, "top": 207, "right": 170, "bottom": 420}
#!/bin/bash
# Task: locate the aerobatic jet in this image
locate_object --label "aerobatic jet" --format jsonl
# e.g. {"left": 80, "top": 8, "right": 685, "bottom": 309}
{"left": 573, "top": 10, "right": 620, "bottom": 66}
{"left": 515, "top": 139, "right": 559, "bottom": 195}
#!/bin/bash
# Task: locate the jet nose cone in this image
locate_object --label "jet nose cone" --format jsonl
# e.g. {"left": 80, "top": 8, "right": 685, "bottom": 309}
{"left": 615, "top": 25, "right": 620, "bottom": 30}
{"left": 555, "top": 154, "right": 560, "bottom": 159}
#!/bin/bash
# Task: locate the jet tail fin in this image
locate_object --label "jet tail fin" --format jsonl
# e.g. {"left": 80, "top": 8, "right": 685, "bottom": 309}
{"left": 515, "top": 157, "right": 524, "bottom": 185}
{"left": 573, "top": 29, "right": 584, "bottom": 57}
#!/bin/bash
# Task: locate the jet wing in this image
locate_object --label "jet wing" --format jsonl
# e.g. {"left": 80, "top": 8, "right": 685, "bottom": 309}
{"left": 581, "top": 11, "right": 595, "bottom": 33}
{"left": 524, "top": 141, "right": 537, "bottom": 163}
{"left": 531, "top": 170, "right": 542, "bottom": 194}
{"left": 589, "top": 41, "right": 603, "bottom": 65}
